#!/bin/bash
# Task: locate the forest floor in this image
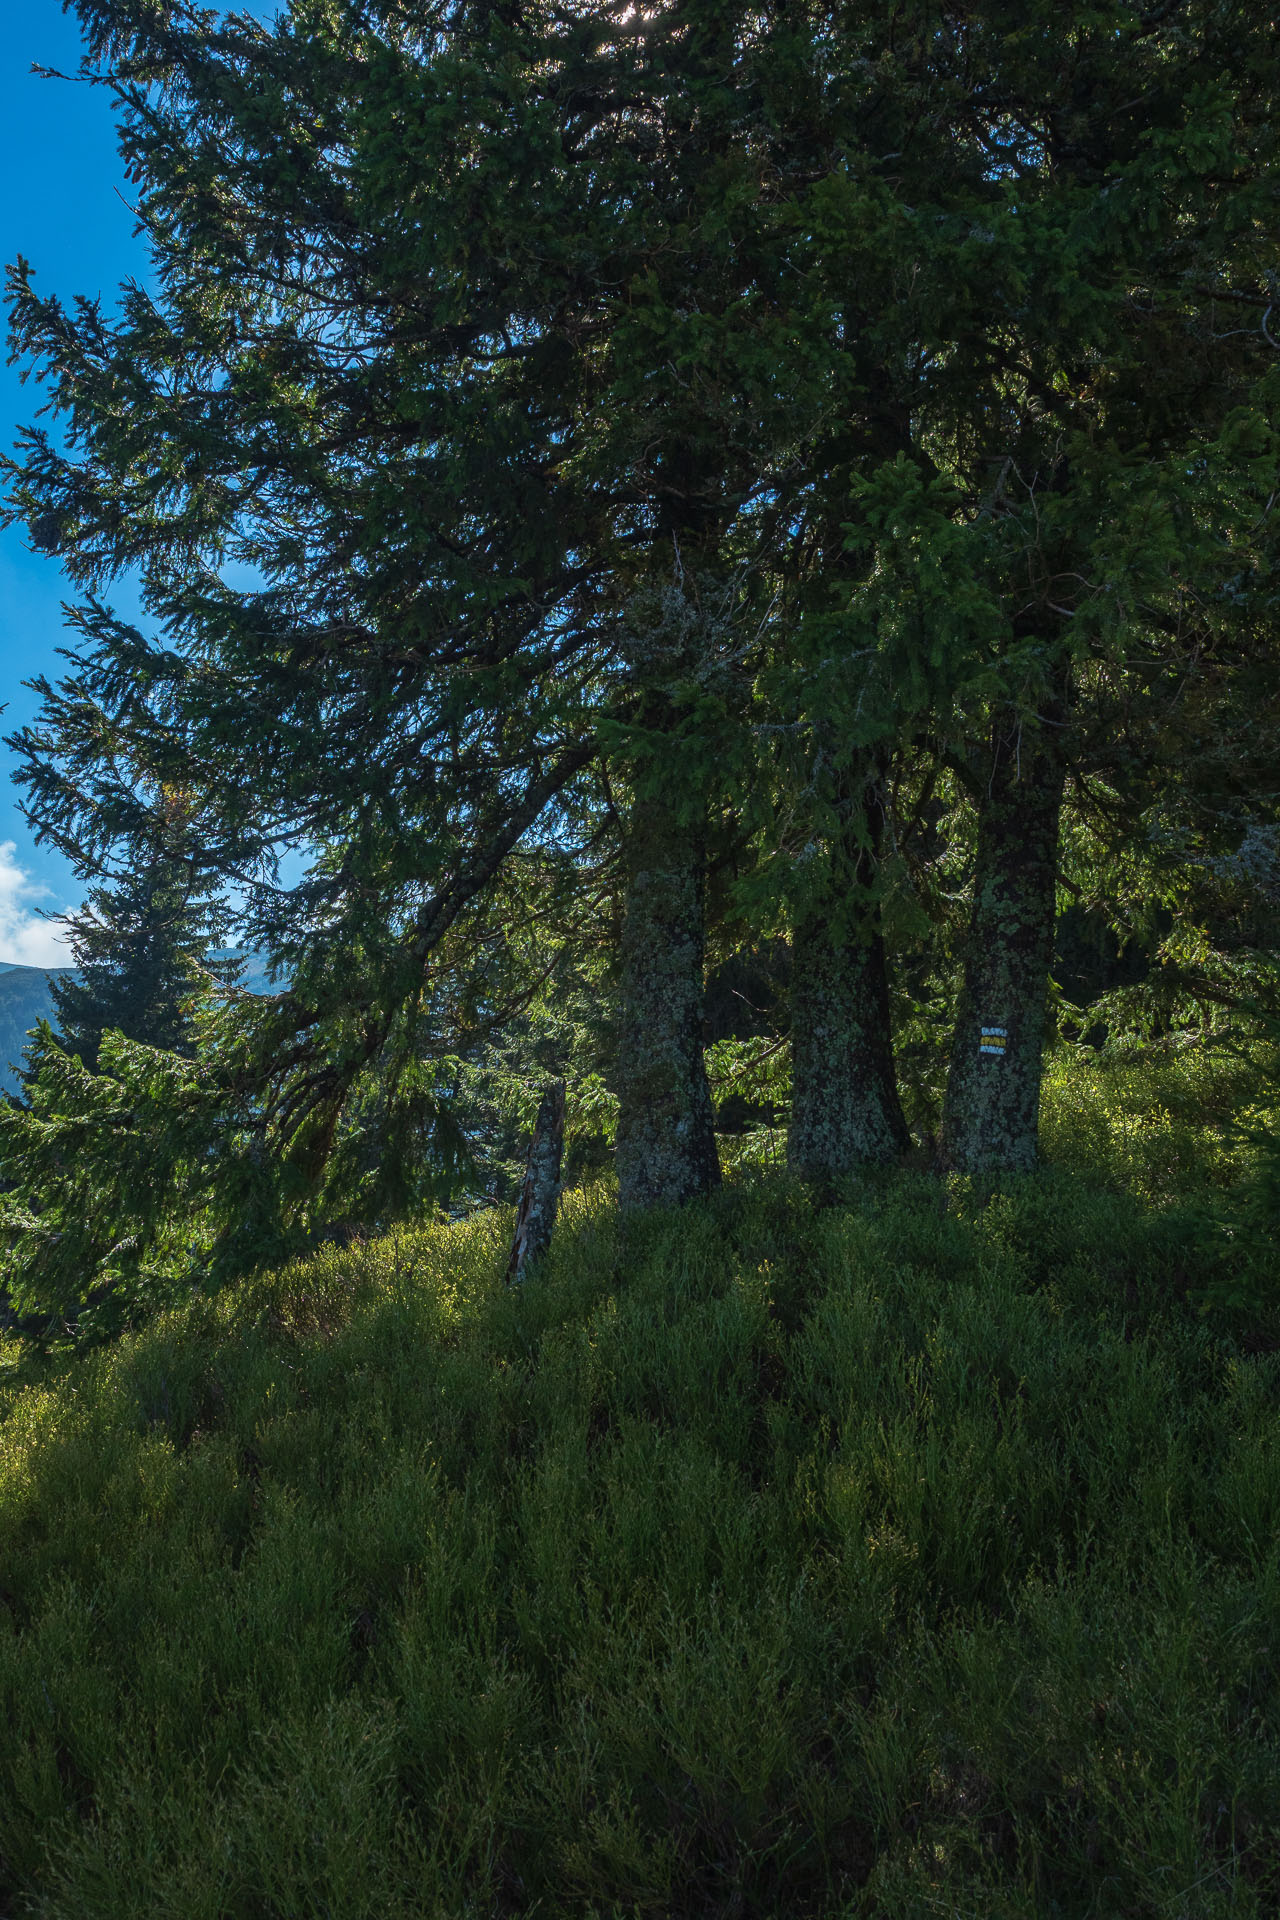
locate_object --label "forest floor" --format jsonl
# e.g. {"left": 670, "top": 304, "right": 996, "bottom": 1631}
{"left": 0, "top": 1047, "right": 1277, "bottom": 1917}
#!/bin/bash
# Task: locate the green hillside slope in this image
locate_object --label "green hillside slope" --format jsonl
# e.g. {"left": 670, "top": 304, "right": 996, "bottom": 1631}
{"left": 0, "top": 1053, "right": 1277, "bottom": 1917}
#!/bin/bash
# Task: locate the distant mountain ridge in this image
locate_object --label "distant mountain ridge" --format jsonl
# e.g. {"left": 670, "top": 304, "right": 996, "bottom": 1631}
{"left": 0, "top": 967, "right": 75, "bottom": 1092}
{"left": 0, "top": 954, "right": 278, "bottom": 1093}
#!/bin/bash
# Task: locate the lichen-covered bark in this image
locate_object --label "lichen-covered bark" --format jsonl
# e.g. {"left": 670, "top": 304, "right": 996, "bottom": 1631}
{"left": 941, "top": 720, "right": 1065, "bottom": 1174}
{"left": 506, "top": 1080, "right": 565, "bottom": 1283}
{"left": 789, "top": 793, "right": 909, "bottom": 1177}
{"left": 614, "top": 788, "right": 721, "bottom": 1210}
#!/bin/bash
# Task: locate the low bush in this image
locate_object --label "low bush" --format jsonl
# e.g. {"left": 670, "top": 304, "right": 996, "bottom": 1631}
{"left": 0, "top": 1051, "right": 1276, "bottom": 1916}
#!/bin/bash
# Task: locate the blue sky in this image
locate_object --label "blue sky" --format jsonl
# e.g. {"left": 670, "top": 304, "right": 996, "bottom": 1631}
{"left": 0, "top": 2, "right": 274, "bottom": 965}
{"left": 0, "top": 1, "right": 146, "bottom": 960}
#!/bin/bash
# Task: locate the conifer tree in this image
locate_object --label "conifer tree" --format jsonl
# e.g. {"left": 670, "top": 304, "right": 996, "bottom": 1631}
{"left": 2, "top": 0, "right": 842, "bottom": 1209}
{"left": 765, "top": 0, "right": 1280, "bottom": 1175}
{"left": 50, "top": 791, "right": 229, "bottom": 1071}
{"left": 5, "top": 0, "right": 1277, "bottom": 1218}
{"left": 932, "top": 0, "right": 1280, "bottom": 1171}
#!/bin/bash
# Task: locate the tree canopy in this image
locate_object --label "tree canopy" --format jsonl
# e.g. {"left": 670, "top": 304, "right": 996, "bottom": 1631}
{"left": 3, "top": 0, "right": 1278, "bottom": 1322}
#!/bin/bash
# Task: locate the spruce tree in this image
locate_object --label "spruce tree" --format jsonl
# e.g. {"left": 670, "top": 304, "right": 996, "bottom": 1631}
{"left": 2, "top": 0, "right": 842, "bottom": 1209}
{"left": 50, "top": 792, "right": 229, "bottom": 1071}
{"left": 931, "top": 0, "right": 1280, "bottom": 1171}
{"left": 5, "top": 0, "right": 1277, "bottom": 1213}
{"left": 768, "top": 0, "right": 1280, "bottom": 1175}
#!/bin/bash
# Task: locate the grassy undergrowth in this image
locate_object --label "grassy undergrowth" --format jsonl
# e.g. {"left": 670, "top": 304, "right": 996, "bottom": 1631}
{"left": 0, "top": 1051, "right": 1278, "bottom": 1917}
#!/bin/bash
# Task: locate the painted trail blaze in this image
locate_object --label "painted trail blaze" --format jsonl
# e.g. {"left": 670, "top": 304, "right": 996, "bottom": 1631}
{"left": 980, "top": 1026, "right": 1008, "bottom": 1057}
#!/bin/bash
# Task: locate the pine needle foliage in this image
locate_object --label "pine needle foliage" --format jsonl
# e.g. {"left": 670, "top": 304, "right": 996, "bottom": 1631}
{"left": 0, "top": 1021, "right": 254, "bottom": 1342}
{"left": 49, "top": 792, "right": 231, "bottom": 1073}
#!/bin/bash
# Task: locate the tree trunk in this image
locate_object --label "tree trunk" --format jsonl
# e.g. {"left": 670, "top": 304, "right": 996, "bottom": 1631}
{"left": 506, "top": 1080, "right": 566, "bottom": 1283}
{"left": 614, "top": 787, "right": 721, "bottom": 1210}
{"left": 941, "top": 718, "right": 1065, "bottom": 1174}
{"left": 789, "top": 788, "right": 909, "bottom": 1178}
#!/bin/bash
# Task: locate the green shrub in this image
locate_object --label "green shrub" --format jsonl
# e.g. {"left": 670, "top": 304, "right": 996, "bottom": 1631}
{"left": 1, "top": 1057, "right": 1279, "bottom": 1917}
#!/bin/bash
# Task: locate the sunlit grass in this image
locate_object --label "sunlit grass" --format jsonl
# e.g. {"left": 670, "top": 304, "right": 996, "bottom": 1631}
{"left": 1041, "top": 1041, "right": 1271, "bottom": 1206}
{"left": 0, "top": 1052, "right": 1277, "bottom": 1916}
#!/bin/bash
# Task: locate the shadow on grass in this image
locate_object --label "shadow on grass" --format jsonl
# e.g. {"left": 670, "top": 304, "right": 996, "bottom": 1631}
{"left": 0, "top": 1058, "right": 1278, "bottom": 1916}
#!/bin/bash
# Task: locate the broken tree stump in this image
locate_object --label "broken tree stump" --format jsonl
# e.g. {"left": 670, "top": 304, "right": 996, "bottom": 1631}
{"left": 505, "top": 1080, "right": 566, "bottom": 1284}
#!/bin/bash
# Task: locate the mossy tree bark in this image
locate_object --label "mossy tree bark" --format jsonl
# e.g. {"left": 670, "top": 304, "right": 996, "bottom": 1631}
{"left": 614, "top": 783, "right": 721, "bottom": 1210}
{"left": 941, "top": 716, "right": 1066, "bottom": 1174}
{"left": 789, "top": 780, "right": 909, "bottom": 1178}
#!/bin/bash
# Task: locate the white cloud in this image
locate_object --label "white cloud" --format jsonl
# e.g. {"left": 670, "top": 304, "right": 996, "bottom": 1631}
{"left": 0, "top": 843, "right": 73, "bottom": 968}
